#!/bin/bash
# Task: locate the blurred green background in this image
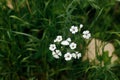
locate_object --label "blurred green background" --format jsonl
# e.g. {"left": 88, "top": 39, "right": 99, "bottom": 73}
{"left": 0, "top": 0, "right": 120, "bottom": 80}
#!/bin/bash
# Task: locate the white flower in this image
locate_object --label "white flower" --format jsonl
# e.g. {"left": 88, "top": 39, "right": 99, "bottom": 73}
{"left": 75, "top": 52, "right": 81, "bottom": 59}
{"left": 52, "top": 51, "right": 59, "bottom": 59}
{"left": 64, "top": 52, "right": 72, "bottom": 61}
{"left": 66, "top": 37, "right": 71, "bottom": 42}
{"left": 61, "top": 38, "right": 71, "bottom": 46}
{"left": 61, "top": 40, "right": 69, "bottom": 46}
{"left": 80, "top": 24, "right": 83, "bottom": 28}
{"left": 83, "top": 30, "right": 89, "bottom": 34}
{"left": 54, "top": 35, "right": 63, "bottom": 43}
{"left": 70, "top": 25, "right": 78, "bottom": 34}
{"left": 72, "top": 52, "right": 82, "bottom": 59}
{"left": 52, "top": 50, "right": 62, "bottom": 59}
{"left": 82, "top": 30, "right": 91, "bottom": 39}
{"left": 69, "top": 42, "right": 77, "bottom": 49}
{"left": 49, "top": 44, "right": 56, "bottom": 51}
{"left": 71, "top": 53, "right": 76, "bottom": 59}
{"left": 55, "top": 50, "right": 62, "bottom": 56}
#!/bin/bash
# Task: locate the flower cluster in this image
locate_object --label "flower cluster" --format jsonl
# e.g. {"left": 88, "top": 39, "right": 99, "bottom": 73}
{"left": 49, "top": 24, "right": 91, "bottom": 61}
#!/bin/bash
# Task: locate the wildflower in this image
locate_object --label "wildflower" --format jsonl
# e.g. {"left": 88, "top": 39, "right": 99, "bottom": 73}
{"left": 52, "top": 51, "right": 59, "bottom": 59}
{"left": 49, "top": 44, "right": 56, "bottom": 51}
{"left": 75, "top": 52, "right": 81, "bottom": 59}
{"left": 82, "top": 30, "right": 91, "bottom": 39}
{"left": 49, "top": 24, "right": 90, "bottom": 61}
{"left": 52, "top": 50, "right": 62, "bottom": 59}
{"left": 69, "top": 42, "right": 77, "bottom": 49}
{"left": 54, "top": 35, "right": 63, "bottom": 43}
{"left": 61, "top": 40, "right": 69, "bottom": 46}
{"left": 80, "top": 24, "right": 83, "bottom": 28}
{"left": 66, "top": 37, "right": 71, "bottom": 42}
{"left": 64, "top": 52, "right": 72, "bottom": 61}
{"left": 72, "top": 52, "right": 81, "bottom": 59}
{"left": 70, "top": 25, "right": 78, "bottom": 34}
{"left": 71, "top": 53, "right": 76, "bottom": 59}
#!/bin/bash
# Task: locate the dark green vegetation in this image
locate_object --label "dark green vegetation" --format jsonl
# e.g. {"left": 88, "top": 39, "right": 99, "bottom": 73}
{"left": 0, "top": 0, "right": 120, "bottom": 80}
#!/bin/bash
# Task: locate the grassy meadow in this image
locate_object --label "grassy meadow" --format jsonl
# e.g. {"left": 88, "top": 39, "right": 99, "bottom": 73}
{"left": 0, "top": 0, "right": 120, "bottom": 80}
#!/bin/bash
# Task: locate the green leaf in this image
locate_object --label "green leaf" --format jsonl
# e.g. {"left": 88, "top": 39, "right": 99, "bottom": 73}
{"left": 21, "top": 56, "right": 30, "bottom": 63}
{"left": 102, "top": 51, "right": 111, "bottom": 65}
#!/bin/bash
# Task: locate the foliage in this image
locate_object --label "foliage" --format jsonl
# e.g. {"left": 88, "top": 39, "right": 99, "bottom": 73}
{"left": 0, "top": 0, "right": 120, "bottom": 80}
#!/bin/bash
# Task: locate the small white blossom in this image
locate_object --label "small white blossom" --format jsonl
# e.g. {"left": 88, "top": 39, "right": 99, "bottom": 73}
{"left": 69, "top": 42, "right": 77, "bottom": 49}
{"left": 56, "top": 50, "right": 62, "bottom": 56}
{"left": 83, "top": 30, "right": 91, "bottom": 39}
{"left": 66, "top": 37, "right": 71, "bottom": 42}
{"left": 49, "top": 44, "right": 56, "bottom": 51}
{"left": 75, "top": 52, "right": 81, "bottom": 59}
{"left": 61, "top": 40, "right": 69, "bottom": 46}
{"left": 64, "top": 52, "right": 72, "bottom": 61}
{"left": 83, "top": 30, "right": 89, "bottom": 34}
{"left": 71, "top": 53, "right": 76, "bottom": 59}
{"left": 52, "top": 50, "right": 62, "bottom": 59}
{"left": 80, "top": 24, "right": 83, "bottom": 28}
{"left": 52, "top": 51, "right": 59, "bottom": 59}
{"left": 72, "top": 52, "right": 82, "bottom": 59}
{"left": 54, "top": 35, "right": 63, "bottom": 43}
{"left": 70, "top": 25, "right": 78, "bottom": 34}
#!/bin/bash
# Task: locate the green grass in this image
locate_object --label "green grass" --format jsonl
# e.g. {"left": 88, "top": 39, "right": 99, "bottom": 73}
{"left": 0, "top": 0, "right": 120, "bottom": 80}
